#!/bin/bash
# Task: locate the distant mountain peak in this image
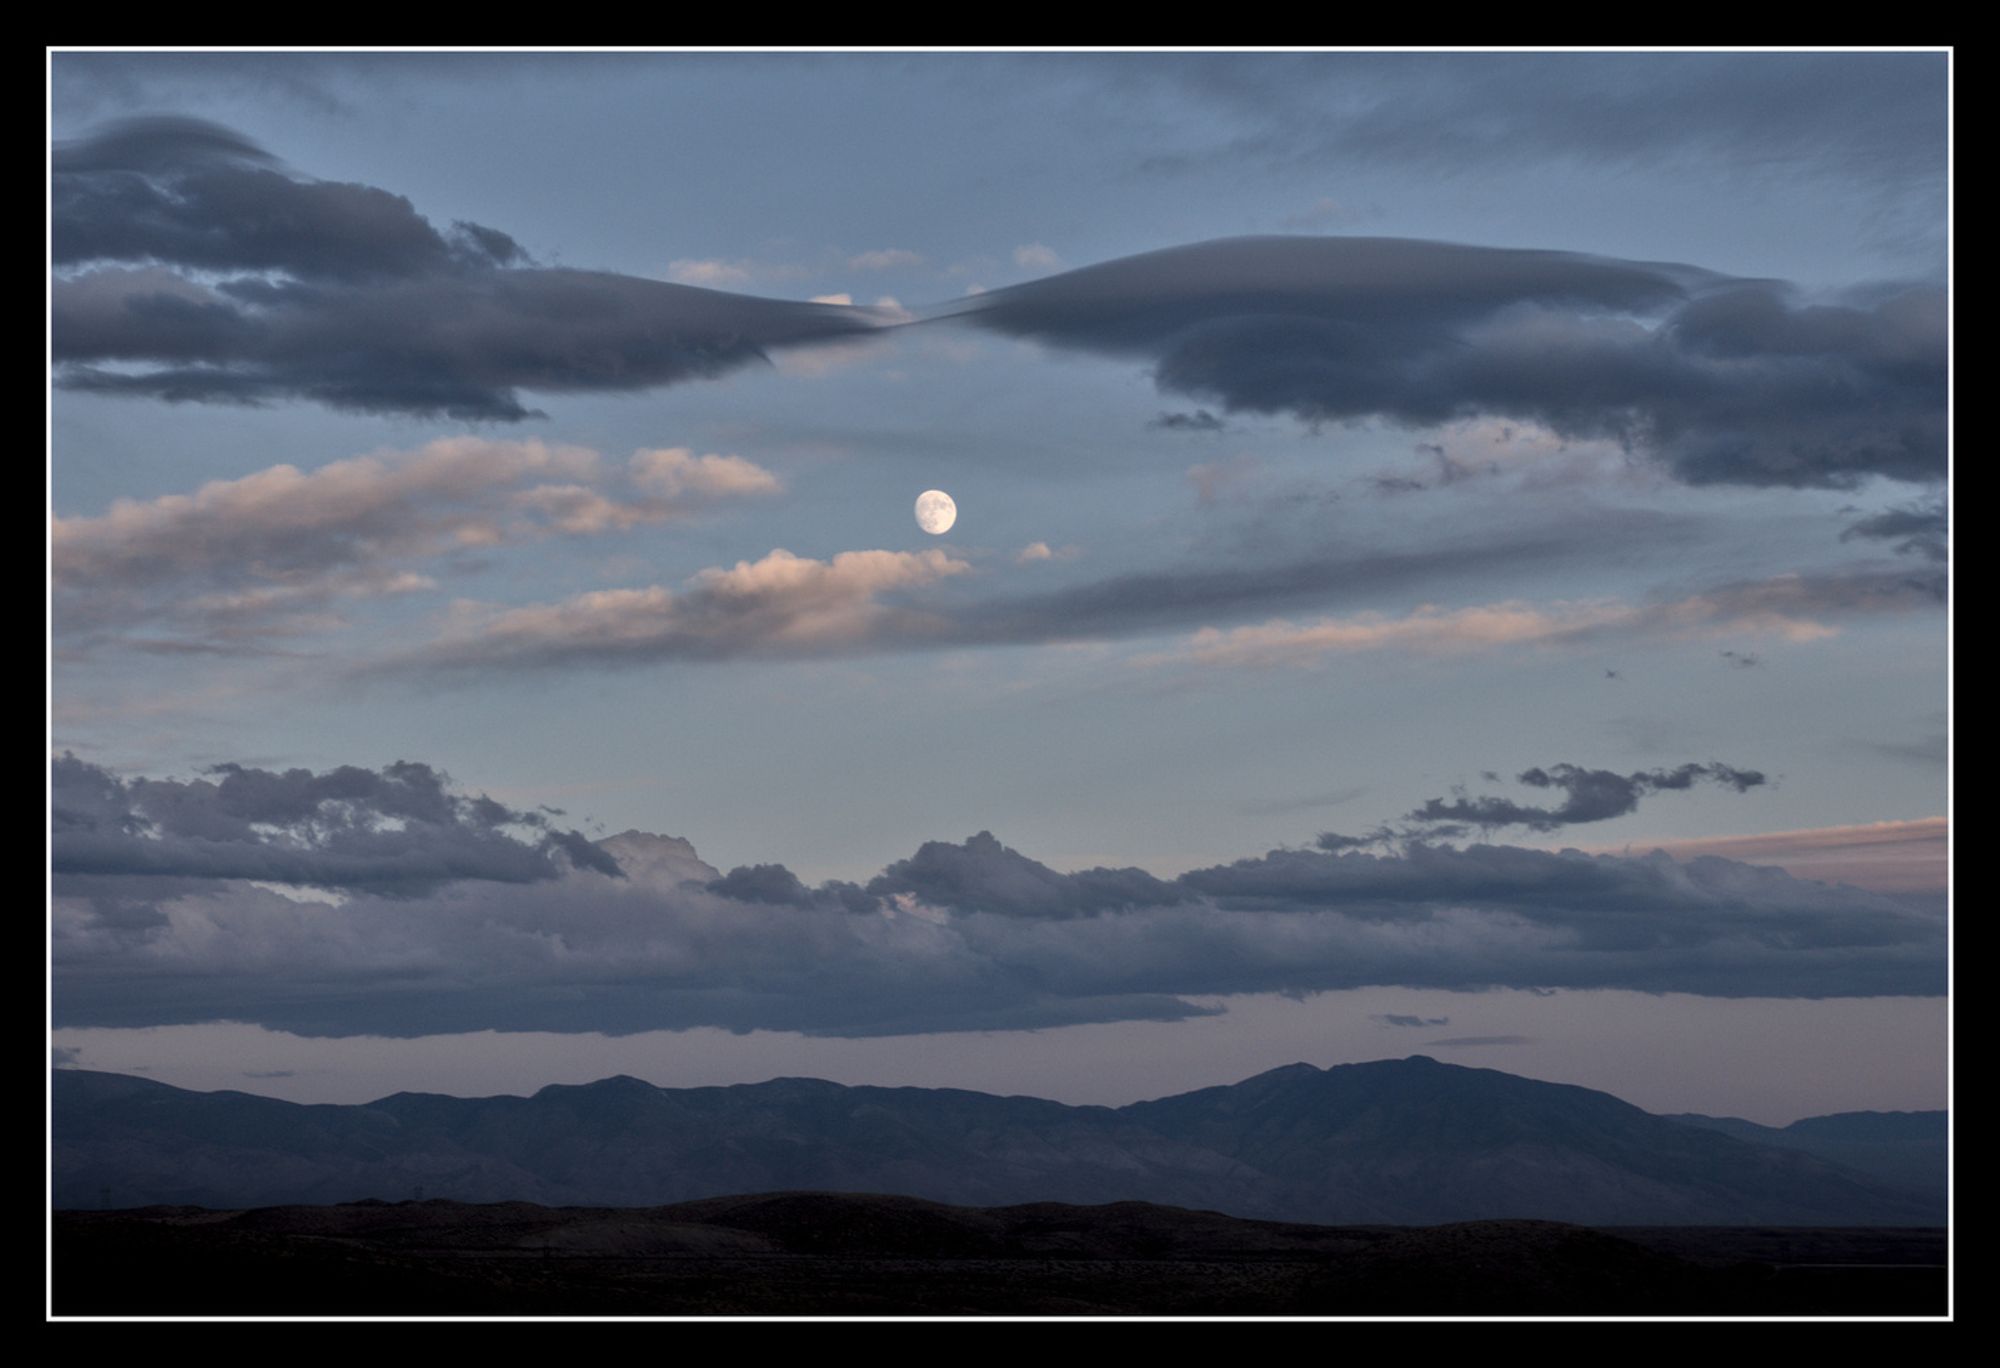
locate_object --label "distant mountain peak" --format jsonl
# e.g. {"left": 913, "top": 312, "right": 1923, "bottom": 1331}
{"left": 52, "top": 1060, "right": 1944, "bottom": 1225}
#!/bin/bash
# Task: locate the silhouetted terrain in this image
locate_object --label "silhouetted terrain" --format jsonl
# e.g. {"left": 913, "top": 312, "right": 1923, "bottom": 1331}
{"left": 52, "top": 1194, "right": 1947, "bottom": 1316}
{"left": 1665, "top": 1109, "right": 1946, "bottom": 1199}
{"left": 53, "top": 1057, "right": 1941, "bottom": 1226}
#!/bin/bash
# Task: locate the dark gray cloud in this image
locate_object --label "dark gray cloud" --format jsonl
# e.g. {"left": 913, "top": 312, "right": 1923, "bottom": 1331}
{"left": 51, "top": 118, "right": 885, "bottom": 420}
{"left": 1721, "top": 650, "right": 1762, "bottom": 669}
{"left": 867, "top": 831, "right": 1192, "bottom": 919}
{"left": 1842, "top": 497, "right": 1948, "bottom": 563}
{"left": 958, "top": 236, "right": 1946, "bottom": 489}
{"left": 1405, "top": 762, "right": 1766, "bottom": 834}
{"left": 1150, "top": 409, "right": 1227, "bottom": 432}
{"left": 51, "top": 753, "right": 619, "bottom": 898}
{"left": 51, "top": 797, "right": 1945, "bottom": 1038}
{"left": 53, "top": 116, "right": 524, "bottom": 280}
{"left": 53, "top": 1046, "right": 83, "bottom": 1068}
{"left": 1374, "top": 1014, "right": 1449, "bottom": 1028}
{"left": 706, "top": 863, "right": 874, "bottom": 913}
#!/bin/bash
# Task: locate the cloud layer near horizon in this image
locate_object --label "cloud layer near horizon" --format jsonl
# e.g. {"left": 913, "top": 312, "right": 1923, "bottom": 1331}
{"left": 51, "top": 756, "right": 1946, "bottom": 1038}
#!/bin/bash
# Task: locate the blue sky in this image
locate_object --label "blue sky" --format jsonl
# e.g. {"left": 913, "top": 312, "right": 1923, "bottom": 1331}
{"left": 49, "top": 51, "right": 1949, "bottom": 1120}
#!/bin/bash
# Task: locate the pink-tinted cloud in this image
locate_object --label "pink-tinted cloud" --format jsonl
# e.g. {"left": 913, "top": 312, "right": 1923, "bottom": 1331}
{"left": 1588, "top": 818, "right": 1948, "bottom": 894}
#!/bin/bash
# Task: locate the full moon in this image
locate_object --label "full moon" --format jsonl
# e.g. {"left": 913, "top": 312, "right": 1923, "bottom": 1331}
{"left": 915, "top": 489, "right": 957, "bottom": 535}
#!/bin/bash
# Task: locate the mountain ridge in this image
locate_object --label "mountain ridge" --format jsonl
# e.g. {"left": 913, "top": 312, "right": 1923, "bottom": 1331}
{"left": 52, "top": 1056, "right": 1944, "bottom": 1225}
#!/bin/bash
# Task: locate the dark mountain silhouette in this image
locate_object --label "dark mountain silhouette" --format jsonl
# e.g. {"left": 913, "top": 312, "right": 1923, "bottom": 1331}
{"left": 52, "top": 1057, "right": 1941, "bottom": 1225}
{"left": 1665, "top": 1108, "right": 1946, "bottom": 1201}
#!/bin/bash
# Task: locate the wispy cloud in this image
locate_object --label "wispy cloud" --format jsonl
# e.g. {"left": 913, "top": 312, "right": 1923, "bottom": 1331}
{"left": 1585, "top": 817, "right": 1948, "bottom": 895}
{"left": 406, "top": 547, "right": 971, "bottom": 671}
{"left": 52, "top": 439, "right": 782, "bottom": 651}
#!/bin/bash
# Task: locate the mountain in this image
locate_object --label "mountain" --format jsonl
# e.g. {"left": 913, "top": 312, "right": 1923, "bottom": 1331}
{"left": 51, "top": 1057, "right": 1942, "bottom": 1225}
{"left": 1665, "top": 1108, "right": 1947, "bottom": 1200}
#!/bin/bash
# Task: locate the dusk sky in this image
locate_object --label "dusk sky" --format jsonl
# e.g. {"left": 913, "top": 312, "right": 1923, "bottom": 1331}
{"left": 49, "top": 51, "right": 1950, "bottom": 1125}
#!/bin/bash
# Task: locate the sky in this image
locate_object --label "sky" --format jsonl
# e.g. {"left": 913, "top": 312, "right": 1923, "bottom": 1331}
{"left": 48, "top": 50, "right": 1950, "bottom": 1125}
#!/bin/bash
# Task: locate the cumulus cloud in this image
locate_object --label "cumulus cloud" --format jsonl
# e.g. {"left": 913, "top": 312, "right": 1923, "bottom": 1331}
{"left": 1404, "top": 762, "right": 1766, "bottom": 834}
{"left": 957, "top": 236, "right": 1946, "bottom": 488}
{"left": 50, "top": 768, "right": 1946, "bottom": 1039}
{"left": 407, "top": 546, "right": 971, "bottom": 670}
{"left": 51, "top": 438, "right": 781, "bottom": 649}
{"left": 664, "top": 258, "right": 759, "bottom": 286}
{"left": 52, "top": 118, "right": 887, "bottom": 419}
{"left": 51, "top": 753, "right": 619, "bottom": 898}
{"left": 1013, "top": 243, "right": 1061, "bottom": 270}
{"left": 867, "top": 831, "right": 1192, "bottom": 919}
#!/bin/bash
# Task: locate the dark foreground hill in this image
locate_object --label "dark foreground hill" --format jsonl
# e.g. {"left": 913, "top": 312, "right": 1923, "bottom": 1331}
{"left": 52, "top": 1056, "right": 1942, "bottom": 1226}
{"left": 52, "top": 1194, "right": 1947, "bottom": 1316}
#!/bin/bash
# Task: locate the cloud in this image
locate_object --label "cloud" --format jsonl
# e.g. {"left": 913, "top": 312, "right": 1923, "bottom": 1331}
{"left": 51, "top": 438, "right": 781, "bottom": 649}
{"left": 52, "top": 118, "right": 887, "bottom": 419}
{"left": 1135, "top": 568, "right": 1943, "bottom": 671}
{"left": 376, "top": 514, "right": 1941, "bottom": 679}
{"left": 1374, "top": 1013, "right": 1449, "bottom": 1028}
{"left": 1013, "top": 243, "right": 1061, "bottom": 270}
{"left": 1404, "top": 762, "right": 1767, "bottom": 834}
{"left": 1154, "top": 600, "right": 1639, "bottom": 668}
{"left": 53, "top": 1046, "right": 84, "bottom": 1067}
{"left": 1150, "top": 409, "right": 1227, "bottom": 432}
{"left": 664, "top": 258, "right": 758, "bottom": 286}
{"left": 406, "top": 546, "right": 971, "bottom": 671}
{"left": 51, "top": 767, "right": 1946, "bottom": 1039}
{"left": 51, "top": 753, "right": 619, "bottom": 898}
{"left": 866, "top": 831, "right": 1193, "bottom": 919}
{"left": 1842, "top": 497, "right": 1948, "bottom": 562}
{"left": 388, "top": 517, "right": 1658, "bottom": 675}
{"left": 957, "top": 236, "right": 1946, "bottom": 488}
{"left": 1588, "top": 818, "right": 1948, "bottom": 896}
{"left": 1237, "top": 786, "right": 1368, "bottom": 818}
{"left": 1423, "top": 1035, "right": 1535, "bottom": 1048}
{"left": 1721, "top": 649, "right": 1762, "bottom": 669}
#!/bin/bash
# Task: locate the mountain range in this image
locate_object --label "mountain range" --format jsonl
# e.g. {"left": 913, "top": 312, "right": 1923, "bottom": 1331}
{"left": 51, "top": 1056, "right": 1945, "bottom": 1226}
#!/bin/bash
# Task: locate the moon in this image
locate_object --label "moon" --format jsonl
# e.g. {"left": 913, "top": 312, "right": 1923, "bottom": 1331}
{"left": 915, "top": 489, "right": 957, "bottom": 535}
